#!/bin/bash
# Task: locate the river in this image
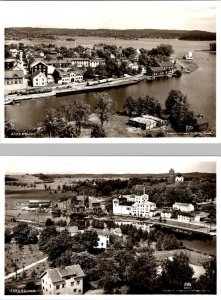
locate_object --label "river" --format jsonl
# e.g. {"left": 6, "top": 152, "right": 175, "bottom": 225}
{"left": 5, "top": 38, "right": 216, "bottom": 131}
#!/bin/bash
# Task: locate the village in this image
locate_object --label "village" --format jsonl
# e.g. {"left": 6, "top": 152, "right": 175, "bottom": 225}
{"left": 5, "top": 168, "right": 216, "bottom": 295}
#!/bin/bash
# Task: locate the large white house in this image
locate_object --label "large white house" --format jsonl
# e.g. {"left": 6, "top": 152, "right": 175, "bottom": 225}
{"left": 95, "top": 228, "right": 110, "bottom": 249}
{"left": 113, "top": 193, "right": 157, "bottom": 218}
{"left": 32, "top": 71, "right": 48, "bottom": 87}
{"left": 173, "top": 202, "right": 194, "bottom": 212}
{"left": 40, "top": 264, "right": 85, "bottom": 295}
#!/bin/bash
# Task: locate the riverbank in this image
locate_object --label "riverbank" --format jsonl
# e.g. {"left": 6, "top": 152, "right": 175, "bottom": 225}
{"left": 176, "top": 58, "right": 199, "bottom": 73}
{"left": 4, "top": 75, "right": 145, "bottom": 104}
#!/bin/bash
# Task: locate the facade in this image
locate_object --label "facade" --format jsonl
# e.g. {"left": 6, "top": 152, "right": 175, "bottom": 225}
{"left": 173, "top": 202, "right": 194, "bottom": 212}
{"left": 95, "top": 228, "right": 110, "bottom": 249}
{"left": 161, "top": 210, "right": 172, "bottom": 219}
{"left": 71, "top": 58, "right": 105, "bottom": 68}
{"left": 32, "top": 71, "right": 48, "bottom": 87}
{"left": 146, "top": 66, "right": 166, "bottom": 77}
{"left": 175, "top": 173, "right": 184, "bottom": 182}
{"left": 57, "top": 69, "right": 84, "bottom": 84}
{"left": 30, "top": 61, "right": 48, "bottom": 76}
{"left": 156, "top": 61, "right": 175, "bottom": 74}
{"left": 40, "top": 264, "right": 85, "bottom": 295}
{"left": 5, "top": 70, "right": 24, "bottom": 85}
{"left": 113, "top": 193, "right": 157, "bottom": 218}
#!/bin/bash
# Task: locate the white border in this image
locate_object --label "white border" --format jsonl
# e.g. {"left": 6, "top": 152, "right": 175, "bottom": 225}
{"left": 0, "top": 156, "right": 220, "bottom": 299}
{"left": 0, "top": 1, "right": 220, "bottom": 143}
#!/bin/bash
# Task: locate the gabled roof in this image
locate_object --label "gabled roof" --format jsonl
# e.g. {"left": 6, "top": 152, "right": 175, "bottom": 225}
{"left": 173, "top": 202, "right": 193, "bottom": 206}
{"left": 147, "top": 66, "right": 164, "bottom": 72}
{"left": 30, "top": 61, "right": 48, "bottom": 68}
{"left": 40, "top": 264, "right": 85, "bottom": 283}
{"left": 5, "top": 70, "right": 24, "bottom": 78}
{"left": 32, "top": 71, "right": 47, "bottom": 79}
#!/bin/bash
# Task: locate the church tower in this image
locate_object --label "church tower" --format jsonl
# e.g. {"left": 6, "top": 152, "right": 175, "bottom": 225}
{"left": 168, "top": 168, "right": 175, "bottom": 183}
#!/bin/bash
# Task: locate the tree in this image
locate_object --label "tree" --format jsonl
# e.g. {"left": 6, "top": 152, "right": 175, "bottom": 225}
{"left": 90, "top": 124, "right": 106, "bottom": 138}
{"left": 38, "top": 225, "right": 58, "bottom": 252}
{"left": 5, "top": 229, "right": 12, "bottom": 243}
{"left": 196, "top": 258, "right": 216, "bottom": 294}
{"left": 95, "top": 92, "right": 112, "bottom": 129}
{"left": 45, "top": 218, "right": 54, "bottom": 227}
{"left": 41, "top": 109, "right": 66, "bottom": 138}
{"left": 123, "top": 96, "right": 138, "bottom": 116}
{"left": 165, "top": 90, "right": 197, "bottom": 132}
{"left": 160, "top": 252, "right": 194, "bottom": 290}
{"left": 138, "top": 96, "right": 162, "bottom": 117}
{"left": 5, "top": 121, "right": 16, "bottom": 138}
{"left": 127, "top": 253, "right": 158, "bottom": 293}
{"left": 174, "top": 70, "right": 182, "bottom": 78}
{"left": 13, "top": 223, "right": 38, "bottom": 245}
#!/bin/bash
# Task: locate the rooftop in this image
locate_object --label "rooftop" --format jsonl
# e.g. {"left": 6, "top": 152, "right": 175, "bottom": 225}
{"left": 40, "top": 264, "right": 85, "bottom": 283}
{"left": 5, "top": 70, "right": 24, "bottom": 78}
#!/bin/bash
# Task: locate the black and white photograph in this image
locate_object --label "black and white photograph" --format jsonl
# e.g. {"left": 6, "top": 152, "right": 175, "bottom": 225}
{"left": 3, "top": 156, "right": 218, "bottom": 295}
{"left": 2, "top": 1, "right": 217, "bottom": 140}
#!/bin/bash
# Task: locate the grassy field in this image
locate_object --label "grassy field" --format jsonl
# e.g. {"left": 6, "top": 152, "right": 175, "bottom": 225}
{"left": 5, "top": 243, "right": 49, "bottom": 280}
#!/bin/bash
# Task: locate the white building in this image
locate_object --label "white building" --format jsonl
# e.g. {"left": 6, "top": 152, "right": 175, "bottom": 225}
{"left": 161, "top": 210, "right": 172, "bottom": 220}
{"left": 173, "top": 202, "right": 194, "bottom": 212}
{"left": 32, "top": 71, "right": 47, "bottom": 87}
{"left": 95, "top": 228, "right": 110, "bottom": 249}
{"left": 40, "top": 264, "right": 85, "bottom": 295}
{"left": 57, "top": 69, "right": 83, "bottom": 84}
{"left": 113, "top": 193, "right": 157, "bottom": 218}
{"left": 175, "top": 174, "right": 184, "bottom": 182}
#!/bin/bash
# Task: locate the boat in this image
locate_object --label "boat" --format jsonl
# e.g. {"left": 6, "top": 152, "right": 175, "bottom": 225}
{"left": 183, "top": 51, "right": 193, "bottom": 60}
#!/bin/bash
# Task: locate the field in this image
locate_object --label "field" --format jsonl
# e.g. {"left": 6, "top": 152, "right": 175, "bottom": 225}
{"left": 5, "top": 243, "right": 49, "bottom": 281}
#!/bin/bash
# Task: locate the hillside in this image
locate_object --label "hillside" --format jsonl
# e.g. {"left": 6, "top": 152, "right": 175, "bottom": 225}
{"left": 5, "top": 27, "right": 216, "bottom": 41}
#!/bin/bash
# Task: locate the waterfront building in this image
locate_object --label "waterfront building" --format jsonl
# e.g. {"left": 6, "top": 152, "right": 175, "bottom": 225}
{"left": 146, "top": 66, "right": 166, "bottom": 78}
{"left": 156, "top": 61, "right": 175, "bottom": 74}
{"left": 56, "top": 69, "right": 83, "bottom": 84}
{"left": 161, "top": 210, "right": 172, "bottom": 219}
{"left": 30, "top": 61, "right": 48, "bottom": 76}
{"left": 40, "top": 264, "right": 85, "bottom": 295}
{"left": 173, "top": 202, "right": 194, "bottom": 212}
{"left": 32, "top": 71, "right": 48, "bottom": 87}
{"left": 4, "top": 70, "right": 24, "bottom": 85}
{"left": 72, "top": 58, "right": 89, "bottom": 68}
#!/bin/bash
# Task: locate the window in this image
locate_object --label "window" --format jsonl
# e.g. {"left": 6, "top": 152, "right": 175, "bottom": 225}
{"left": 62, "top": 283, "right": 65, "bottom": 288}
{"left": 56, "top": 293, "right": 60, "bottom": 295}
{"left": 78, "top": 290, "right": 81, "bottom": 293}
{"left": 101, "top": 243, "right": 103, "bottom": 246}
{"left": 71, "top": 282, "right": 74, "bottom": 286}
{"left": 74, "top": 289, "right": 77, "bottom": 292}
{"left": 76, "top": 281, "right": 80, "bottom": 285}
{"left": 43, "top": 286, "right": 45, "bottom": 290}
{"left": 56, "top": 285, "right": 60, "bottom": 290}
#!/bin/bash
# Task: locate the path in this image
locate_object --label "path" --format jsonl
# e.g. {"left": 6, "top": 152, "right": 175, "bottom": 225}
{"left": 5, "top": 257, "right": 47, "bottom": 280}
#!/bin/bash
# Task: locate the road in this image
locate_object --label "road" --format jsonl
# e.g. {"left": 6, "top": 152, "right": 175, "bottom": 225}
{"left": 5, "top": 257, "right": 47, "bottom": 280}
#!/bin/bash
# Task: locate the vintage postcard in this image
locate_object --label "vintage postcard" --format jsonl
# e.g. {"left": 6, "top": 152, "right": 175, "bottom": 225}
{"left": 1, "top": 1, "right": 219, "bottom": 141}
{"left": 1, "top": 156, "right": 219, "bottom": 296}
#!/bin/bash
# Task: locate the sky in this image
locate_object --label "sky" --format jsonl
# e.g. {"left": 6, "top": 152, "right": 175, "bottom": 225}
{"left": 5, "top": 157, "right": 216, "bottom": 175}
{"left": 1, "top": 1, "right": 216, "bottom": 32}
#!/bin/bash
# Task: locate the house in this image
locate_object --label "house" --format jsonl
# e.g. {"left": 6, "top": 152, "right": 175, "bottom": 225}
{"left": 129, "top": 114, "right": 167, "bottom": 130}
{"left": 28, "top": 200, "right": 51, "bottom": 208}
{"left": 32, "top": 71, "right": 48, "bottom": 87}
{"left": 30, "top": 61, "right": 48, "bottom": 76}
{"left": 161, "top": 210, "right": 172, "bottom": 220}
{"left": 89, "top": 58, "right": 105, "bottom": 68}
{"left": 67, "top": 226, "right": 79, "bottom": 236}
{"left": 5, "top": 58, "right": 16, "bottom": 70}
{"left": 55, "top": 69, "right": 83, "bottom": 84}
{"left": 9, "top": 48, "right": 19, "bottom": 58}
{"left": 156, "top": 61, "right": 175, "bottom": 74}
{"left": 175, "top": 173, "right": 184, "bottom": 182}
{"left": 40, "top": 264, "right": 85, "bottom": 295}
{"left": 173, "top": 202, "right": 194, "bottom": 212}
{"left": 113, "top": 193, "right": 157, "bottom": 218}
{"left": 95, "top": 228, "right": 110, "bottom": 249}
{"left": 72, "top": 58, "right": 90, "bottom": 68}
{"left": 178, "top": 211, "right": 210, "bottom": 223}
{"left": 5, "top": 70, "right": 24, "bottom": 85}
{"left": 146, "top": 66, "right": 166, "bottom": 77}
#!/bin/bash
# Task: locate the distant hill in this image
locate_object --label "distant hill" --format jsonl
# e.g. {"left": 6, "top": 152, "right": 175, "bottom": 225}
{"left": 5, "top": 27, "right": 216, "bottom": 41}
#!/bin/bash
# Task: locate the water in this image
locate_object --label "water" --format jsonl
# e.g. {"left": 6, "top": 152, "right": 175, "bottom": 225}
{"left": 181, "top": 236, "right": 216, "bottom": 256}
{"left": 5, "top": 38, "right": 216, "bottom": 130}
